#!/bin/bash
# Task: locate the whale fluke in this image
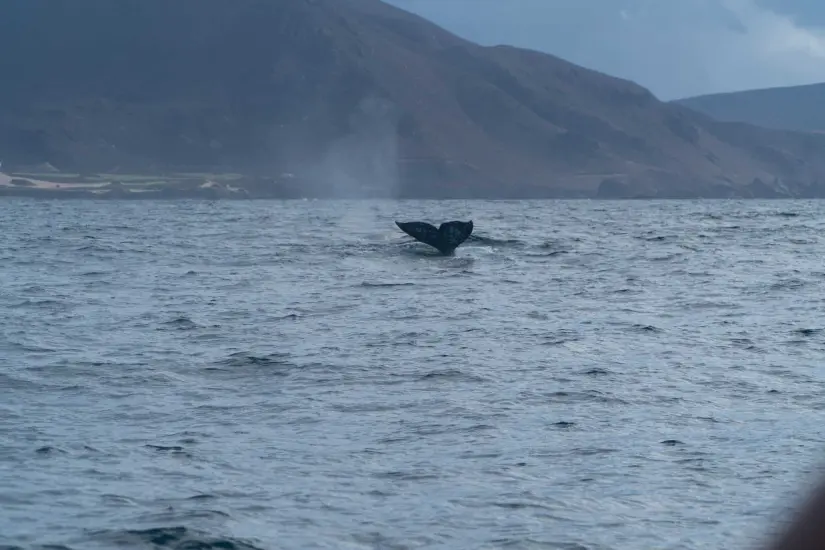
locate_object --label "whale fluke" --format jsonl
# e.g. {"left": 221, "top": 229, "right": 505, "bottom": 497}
{"left": 395, "top": 220, "right": 473, "bottom": 255}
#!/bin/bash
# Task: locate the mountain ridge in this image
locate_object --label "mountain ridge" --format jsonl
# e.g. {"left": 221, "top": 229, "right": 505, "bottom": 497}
{"left": 674, "top": 82, "right": 825, "bottom": 134}
{"left": 3, "top": 0, "right": 825, "bottom": 198}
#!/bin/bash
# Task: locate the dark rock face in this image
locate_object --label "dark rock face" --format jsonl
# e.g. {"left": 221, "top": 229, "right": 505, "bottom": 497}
{"left": 3, "top": 0, "right": 825, "bottom": 198}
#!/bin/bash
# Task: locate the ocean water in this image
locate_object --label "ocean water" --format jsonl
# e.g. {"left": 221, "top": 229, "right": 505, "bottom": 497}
{"left": 2, "top": 198, "right": 825, "bottom": 550}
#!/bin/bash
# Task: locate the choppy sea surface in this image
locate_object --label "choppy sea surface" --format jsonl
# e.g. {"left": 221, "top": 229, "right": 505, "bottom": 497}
{"left": 2, "top": 199, "right": 825, "bottom": 550}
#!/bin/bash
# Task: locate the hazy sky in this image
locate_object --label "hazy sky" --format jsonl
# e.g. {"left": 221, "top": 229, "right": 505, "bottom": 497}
{"left": 385, "top": 0, "right": 825, "bottom": 100}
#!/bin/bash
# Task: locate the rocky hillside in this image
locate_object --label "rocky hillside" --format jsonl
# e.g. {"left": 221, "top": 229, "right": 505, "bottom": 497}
{"left": 3, "top": 0, "right": 825, "bottom": 198}
{"left": 675, "top": 83, "right": 825, "bottom": 134}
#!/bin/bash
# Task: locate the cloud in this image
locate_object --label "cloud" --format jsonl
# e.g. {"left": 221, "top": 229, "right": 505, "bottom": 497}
{"left": 729, "top": 0, "right": 825, "bottom": 58}
{"left": 682, "top": 0, "right": 825, "bottom": 97}
{"left": 386, "top": 0, "right": 825, "bottom": 99}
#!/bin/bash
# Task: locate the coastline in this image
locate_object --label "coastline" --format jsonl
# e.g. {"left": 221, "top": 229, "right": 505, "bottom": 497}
{"left": 0, "top": 171, "right": 819, "bottom": 200}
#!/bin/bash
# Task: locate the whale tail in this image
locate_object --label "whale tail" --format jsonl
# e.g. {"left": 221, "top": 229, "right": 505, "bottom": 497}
{"left": 395, "top": 220, "right": 474, "bottom": 255}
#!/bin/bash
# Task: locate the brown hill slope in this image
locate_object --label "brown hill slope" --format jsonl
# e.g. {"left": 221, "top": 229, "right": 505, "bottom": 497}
{"left": 2, "top": 0, "right": 825, "bottom": 198}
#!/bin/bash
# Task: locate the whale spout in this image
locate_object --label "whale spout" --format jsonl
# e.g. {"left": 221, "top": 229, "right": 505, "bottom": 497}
{"left": 395, "top": 220, "right": 473, "bottom": 255}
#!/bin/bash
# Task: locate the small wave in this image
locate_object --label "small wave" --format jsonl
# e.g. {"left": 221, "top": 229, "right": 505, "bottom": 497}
{"left": 526, "top": 249, "right": 569, "bottom": 258}
{"left": 19, "top": 284, "right": 47, "bottom": 293}
{"left": 541, "top": 329, "right": 580, "bottom": 346}
{"left": 9, "top": 298, "right": 64, "bottom": 309}
{"left": 527, "top": 240, "right": 572, "bottom": 256}
{"left": 85, "top": 526, "right": 264, "bottom": 550}
{"left": 0, "top": 372, "right": 49, "bottom": 390}
{"left": 630, "top": 323, "right": 663, "bottom": 334}
{"left": 75, "top": 243, "right": 123, "bottom": 253}
{"left": 788, "top": 237, "right": 817, "bottom": 245}
{"left": 650, "top": 253, "right": 683, "bottom": 262}
{"left": 6, "top": 341, "right": 57, "bottom": 353}
{"left": 573, "top": 447, "right": 619, "bottom": 456}
{"left": 145, "top": 444, "right": 186, "bottom": 453}
{"left": 358, "top": 281, "right": 415, "bottom": 288}
{"left": 729, "top": 337, "right": 760, "bottom": 351}
{"left": 639, "top": 234, "right": 671, "bottom": 242}
{"left": 440, "top": 257, "right": 475, "bottom": 269}
{"left": 332, "top": 402, "right": 408, "bottom": 413}
{"left": 546, "top": 390, "right": 627, "bottom": 404}
{"left": 217, "top": 351, "right": 294, "bottom": 371}
{"left": 270, "top": 313, "right": 299, "bottom": 321}
{"left": 182, "top": 494, "right": 218, "bottom": 502}
{"left": 35, "top": 446, "right": 68, "bottom": 456}
{"left": 374, "top": 470, "right": 441, "bottom": 481}
{"left": 397, "top": 245, "right": 444, "bottom": 258}
{"left": 682, "top": 300, "right": 740, "bottom": 310}
{"left": 528, "top": 389, "right": 627, "bottom": 405}
{"left": 469, "top": 235, "right": 526, "bottom": 247}
{"left": 769, "top": 278, "right": 808, "bottom": 291}
{"left": 491, "top": 500, "right": 555, "bottom": 511}
{"left": 418, "top": 369, "right": 487, "bottom": 383}
{"left": 581, "top": 368, "right": 611, "bottom": 376}
{"left": 159, "top": 316, "right": 201, "bottom": 330}
{"left": 553, "top": 421, "right": 576, "bottom": 428}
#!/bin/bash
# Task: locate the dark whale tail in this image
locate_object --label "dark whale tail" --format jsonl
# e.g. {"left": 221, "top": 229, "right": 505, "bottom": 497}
{"left": 395, "top": 220, "right": 474, "bottom": 255}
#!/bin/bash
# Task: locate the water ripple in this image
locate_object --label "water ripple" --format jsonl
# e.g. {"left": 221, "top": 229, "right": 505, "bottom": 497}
{"left": 1, "top": 199, "right": 825, "bottom": 549}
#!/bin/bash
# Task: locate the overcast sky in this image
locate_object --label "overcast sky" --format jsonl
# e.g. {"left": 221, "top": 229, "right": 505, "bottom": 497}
{"left": 385, "top": 0, "right": 825, "bottom": 100}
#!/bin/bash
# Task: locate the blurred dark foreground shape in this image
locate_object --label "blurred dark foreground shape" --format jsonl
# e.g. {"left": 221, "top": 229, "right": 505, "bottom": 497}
{"left": 763, "top": 467, "right": 825, "bottom": 550}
